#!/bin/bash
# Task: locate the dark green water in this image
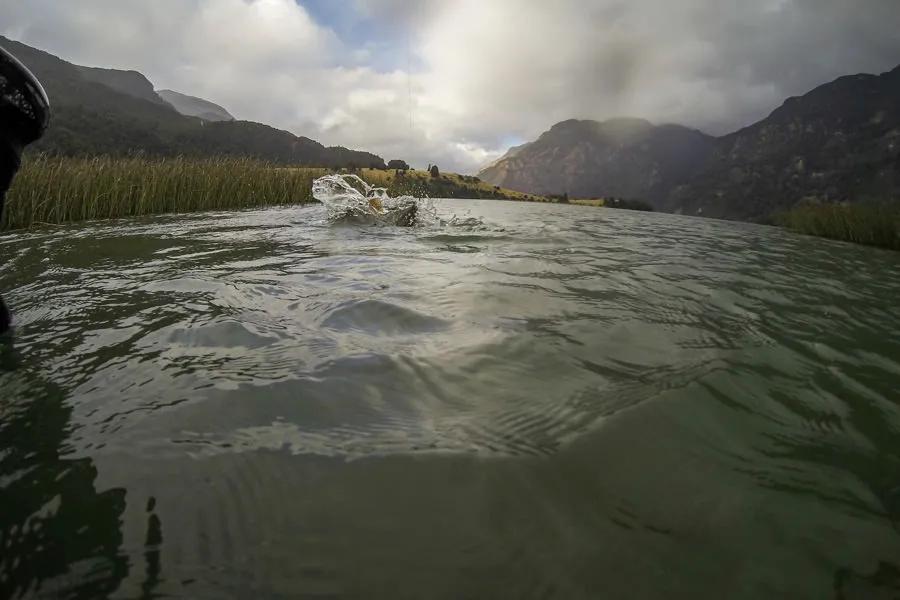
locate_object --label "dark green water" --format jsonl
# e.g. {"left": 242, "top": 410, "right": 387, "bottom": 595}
{"left": 1, "top": 200, "right": 899, "bottom": 599}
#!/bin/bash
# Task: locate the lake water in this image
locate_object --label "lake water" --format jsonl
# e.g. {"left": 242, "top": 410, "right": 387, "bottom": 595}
{"left": 1, "top": 199, "right": 899, "bottom": 599}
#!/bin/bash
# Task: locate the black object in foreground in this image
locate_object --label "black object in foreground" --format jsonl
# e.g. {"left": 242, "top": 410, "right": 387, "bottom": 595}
{"left": 0, "top": 43, "right": 50, "bottom": 333}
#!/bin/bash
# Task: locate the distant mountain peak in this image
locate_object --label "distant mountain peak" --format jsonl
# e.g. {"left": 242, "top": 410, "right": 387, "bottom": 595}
{"left": 549, "top": 118, "right": 587, "bottom": 129}
{"left": 482, "top": 62, "right": 900, "bottom": 221}
{"left": 479, "top": 117, "right": 714, "bottom": 201}
{"left": 549, "top": 117, "right": 653, "bottom": 132}
{"left": 598, "top": 116, "right": 654, "bottom": 127}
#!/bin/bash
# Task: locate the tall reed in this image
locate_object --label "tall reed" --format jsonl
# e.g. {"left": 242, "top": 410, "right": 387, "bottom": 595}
{"left": 775, "top": 202, "right": 900, "bottom": 250}
{"left": 2, "top": 156, "right": 326, "bottom": 230}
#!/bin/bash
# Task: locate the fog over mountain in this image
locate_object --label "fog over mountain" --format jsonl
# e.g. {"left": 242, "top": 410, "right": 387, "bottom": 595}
{"left": 480, "top": 65, "right": 900, "bottom": 221}
{"left": 2, "top": 0, "right": 900, "bottom": 172}
{"left": 157, "top": 90, "right": 235, "bottom": 123}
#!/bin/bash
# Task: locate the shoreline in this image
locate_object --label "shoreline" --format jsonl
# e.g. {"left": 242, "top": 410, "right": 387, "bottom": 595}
{"left": 4, "top": 156, "right": 897, "bottom": 250}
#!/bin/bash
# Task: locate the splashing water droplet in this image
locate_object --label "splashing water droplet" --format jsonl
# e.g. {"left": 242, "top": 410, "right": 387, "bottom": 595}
{"left": 312, "top": 174, "right": 436, "bottom": 227}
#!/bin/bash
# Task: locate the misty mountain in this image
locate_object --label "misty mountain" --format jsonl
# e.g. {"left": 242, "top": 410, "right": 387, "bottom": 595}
{"left": 481, "top": 66, "right": 900, "bottom": 220}
{"left": 478, "top": 141, "right": 532, "bottom": 174}
{"left": 0, "top": 36, "right": 385, "bottom": 169}
{"left": 157, "top": 89, "right": 235, "bottom": 122}
{"left": 479, "top": 118, "right": 715, "bottom": 203}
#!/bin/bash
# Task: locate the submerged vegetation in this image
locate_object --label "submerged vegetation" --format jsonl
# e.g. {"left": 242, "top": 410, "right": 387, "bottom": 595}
{"left": 2, "top": 156, "right": 325, "bottom": 230}
{"left": 775, "top": 202, "right": 900, "bottom": 250}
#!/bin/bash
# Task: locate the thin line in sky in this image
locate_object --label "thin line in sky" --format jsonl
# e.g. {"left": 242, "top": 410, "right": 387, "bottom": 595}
{"left": 407, "top": 28, "right": 413, "bottom": 137}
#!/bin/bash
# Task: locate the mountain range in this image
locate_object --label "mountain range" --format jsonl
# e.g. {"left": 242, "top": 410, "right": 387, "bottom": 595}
{"left": 5, "top": 35, "right": 898, "bottom": 221}
{"left": 0, "top": 36, "right": 385, "bottom": 169}
{"left": 480, "top": 66, "right": 900, "bottom": 221}
{"left": 479, "top": 118, "right": 714, "bottom": 205}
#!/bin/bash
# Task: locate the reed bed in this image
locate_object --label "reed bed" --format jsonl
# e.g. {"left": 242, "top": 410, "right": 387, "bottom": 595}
{"left": 775, "top": 202, "right": 900, "bottom": 250}
{"left": 2, "top": 156, "right": 326, "bottom": 230}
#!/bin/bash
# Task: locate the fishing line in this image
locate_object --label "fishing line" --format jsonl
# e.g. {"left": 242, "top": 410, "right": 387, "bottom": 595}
{"left": 406, "top": 27, "right": 413, "bottom": 137}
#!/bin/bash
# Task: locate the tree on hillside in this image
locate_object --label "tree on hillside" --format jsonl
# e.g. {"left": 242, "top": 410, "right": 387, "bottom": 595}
{"left": 387, "top": 159, "right": 410, "bottom": 170}
{"left": 430, "top": 164, "right": 440, "bottom": 178}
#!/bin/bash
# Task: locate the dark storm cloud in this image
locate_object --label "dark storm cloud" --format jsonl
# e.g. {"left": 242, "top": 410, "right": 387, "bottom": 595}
{"left": 3, "top": 0, "right": 900, "bottom": 171}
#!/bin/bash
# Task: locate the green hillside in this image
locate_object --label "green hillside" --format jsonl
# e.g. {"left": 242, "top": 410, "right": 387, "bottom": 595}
{"left": 0, "top": 36, "right": 385, "bottom": 168}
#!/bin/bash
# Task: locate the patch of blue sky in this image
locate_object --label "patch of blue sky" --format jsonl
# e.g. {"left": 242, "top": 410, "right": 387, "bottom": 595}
{"left": 297, "top": 0, "right": 424, "bottom": 73}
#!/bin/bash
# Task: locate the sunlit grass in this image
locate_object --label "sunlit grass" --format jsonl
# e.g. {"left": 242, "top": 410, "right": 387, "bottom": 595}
{"left": 2, "top": 156, "right": 326, "bottom": 230}
{"left": 570, "top": 198, "right": 607, "bottom": 207}
{"left": 775, "top": 202, "right": 900, "bottom": 250}
{"left": 357, "top": 168, "right": 548, "bottom": 202}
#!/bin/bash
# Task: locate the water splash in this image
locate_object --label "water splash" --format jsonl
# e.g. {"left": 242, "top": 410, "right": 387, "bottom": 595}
{"left": 312, "top": 174, "right": 434, "bottom": 226}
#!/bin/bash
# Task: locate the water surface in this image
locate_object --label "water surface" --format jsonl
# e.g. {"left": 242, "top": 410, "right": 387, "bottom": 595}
{"left": 2, "top": 200, "right": 899, "bottom": 598}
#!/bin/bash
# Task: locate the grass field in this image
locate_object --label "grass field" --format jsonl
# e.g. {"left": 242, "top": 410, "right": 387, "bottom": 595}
{"left": 774, "top": 202, "right": 900, "bottom": 250}
{"left": 570, "top": 198, "right": 606, "bottom": 207}
{"left": 357, "top": 168, "right": 548, "bottom": 202}
{"left": 2, "top": 156, "right": 326, "bottom": 231}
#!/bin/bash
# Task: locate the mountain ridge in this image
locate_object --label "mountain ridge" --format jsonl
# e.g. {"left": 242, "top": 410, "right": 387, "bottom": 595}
{"left": 668, "top": 63, "right": 900, "bottom": 219}
{"left": 479, "top": 117, "right": 715, "bottom": 203}
{"left": 480, "top": 64, "right": 900, "bottom": 220}
{"left": 77, "top": 66, "right": 169, "bottom": 107}
{"left": 0, "top": 36, "right": 385, "bottom": 169}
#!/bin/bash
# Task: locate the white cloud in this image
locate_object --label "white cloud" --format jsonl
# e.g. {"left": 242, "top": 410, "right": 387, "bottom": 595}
{"left": 3, "top": 0, "right": 900, "bottom": 173}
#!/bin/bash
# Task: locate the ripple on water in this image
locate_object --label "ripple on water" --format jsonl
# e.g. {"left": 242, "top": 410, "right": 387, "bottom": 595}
{"left": 321, "top": 299, "right": 452, "bottom": 336}
{"left": 1, "top": 202, "right": 899, "bottom": 465}
{"left": 3, "top": 202, "right": 900, "bottom": 598}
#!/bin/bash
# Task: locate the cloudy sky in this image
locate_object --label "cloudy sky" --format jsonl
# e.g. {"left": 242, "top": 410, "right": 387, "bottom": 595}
{"left": 3, "top": 0, "right": 900, "bottom": 172}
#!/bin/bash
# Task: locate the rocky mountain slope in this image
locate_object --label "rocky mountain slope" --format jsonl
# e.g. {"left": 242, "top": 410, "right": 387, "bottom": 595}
{"left": 481, "top": 66, "right": 900, "bottom": 220}
{"left": 156, "top": 89, "right": 234, "bottom": 122}
{"left": 668, "top": 66, "right": 900, "bottom": 220}
{"left": 0, "top": 36, "right": 385, "bottom": 168}
{"left": 478, "top": 141, "right": 531, "bottom": 174}
{"left": 479, "top": 118, "right": 715, "bottom": 203}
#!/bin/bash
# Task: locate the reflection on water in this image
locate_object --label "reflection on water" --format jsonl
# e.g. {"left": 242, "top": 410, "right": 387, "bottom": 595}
{"left": 1, "top": 200, "right": 899, "bottom": 598}
{"left": 0, "top": 345, "right": 129, "bottom": 598}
